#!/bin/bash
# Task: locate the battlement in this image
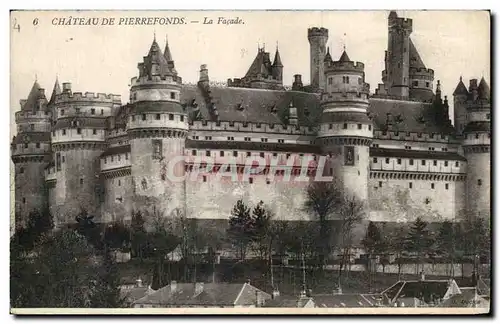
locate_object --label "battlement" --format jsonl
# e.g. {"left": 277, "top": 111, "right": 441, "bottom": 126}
{"left": 373, "top": 129, "right": 454, "bottom": 143}
{"left": 54, "top": 90, "right": 122, "bottom": 105}
{"left": 410, "top": 67, "right": 435, "bottom": 77}
{"left": 327, "top": 60, "right": 365, "bottom": 73}
{"left": 131, "top": 73, "right": 183, "bottom": 86}
{"left": 188, "top": 120, "right": 317, "bottom": 136}
{"left": 390, "top": 17, "right": 413, "bottom": 32}
{"left": 307, "top": 27, "right": 329, "bottom": 39}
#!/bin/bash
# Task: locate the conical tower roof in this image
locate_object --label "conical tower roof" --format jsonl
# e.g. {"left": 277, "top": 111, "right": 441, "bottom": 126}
{"left": 273, "top": 47, "right": 283, "bottom": 67}
{"left": 338, "top": 50, "right": 351, "bottom": 62}
{"left": 48, "top": 77, "right": 61, "bottom": 106}
{"left": 22, "top": 80, "right": 47, "bottom": 112}
{"left": 164, "top": 36, "right": 173, "bottom": 61}
{"left": 140, "top": 37, "right": 172, "bottom": 78}
{"left": 453, "top": 77, "right": 468, "bottom": 96}
{"left": 324, "top": 47, "right": 332, "bottom": 63}
{"left": 477, "top": 77, "right": 490, "bottom": 101}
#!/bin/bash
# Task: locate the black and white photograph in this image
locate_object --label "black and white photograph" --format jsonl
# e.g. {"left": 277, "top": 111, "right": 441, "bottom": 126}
{"left": 9, "top": 9, "right": 491, "bottom": 315}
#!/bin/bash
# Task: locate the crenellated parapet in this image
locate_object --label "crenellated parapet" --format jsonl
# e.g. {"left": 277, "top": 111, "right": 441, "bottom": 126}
{"left": 307, "top": 27, "right": 329, "bottom": 39}
{"left": 53, "top": 90, "right": 121, "bottom": 106}
{"left": 188, "top": 119, "right": 317, "bottom": 136}
{"left": 409, "top": 67, "right": 434, "bottom": 80}
{"left": 389, "top": 16, "right": 413, "bottom": 33}
{"left": 326, "top": 60, "right": 365, "bottom": 74}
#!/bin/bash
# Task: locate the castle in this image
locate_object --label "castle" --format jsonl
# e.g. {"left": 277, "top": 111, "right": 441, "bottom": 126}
{"left": 12, "top": 11, "right": 490, "bottom": 228}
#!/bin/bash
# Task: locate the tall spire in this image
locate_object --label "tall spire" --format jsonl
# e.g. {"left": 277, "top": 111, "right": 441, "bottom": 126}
{"left": 324, "top": 46, "right": 332, "bottom": 63}
{"left": 272, "top": 43, "right": 283, "bottom": 67}
{"left": 453, "top": 76, "right": 468, "bottom": 96}
{"left": 48, "top": 76, "right": 61, "bottom": 106}
{"left": 164, "top": 34, "right": 172, "bottom": 61}
{"left": 338, "top": 50, "right": 351, "bottom": 62}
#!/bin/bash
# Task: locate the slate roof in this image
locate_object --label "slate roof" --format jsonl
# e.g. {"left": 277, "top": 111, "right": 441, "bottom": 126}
{"left": 463, "top": 121, "right": 490, "bottom": 133}
{"left": 244, "top": 48, "right": 274, "bottom": 79}
{"left": 477, "top": 77, "right": 490, "bottom": 101}
{"left": 453, "top": 78, "right": 469, "bottom": 96}
{"left": 368, "top": 98, "right": 449, "bottom": 133}
{"left": 382, "top": 280, "right": 451, "bottom": 304}
{"left": 180, "top": 84, "right": 321, "bottom": 126}
{"left": 21, "top": 81, "right": 48, "bottom": 112}
{"left": 370, "top": 147, "right": 467, "bottom": 161}
{"left": 409, "top": 39, "right": 426, "bottom": 69}
{"left": 338, "top": 50, "right": 351, "bottom": 63}
{"left": 101, "top": 145, "right": 131, "bottom": 157}
{"left": 140, "top": 39, "right": 173, "bottom": 78}
{"left": 133, "top": 282, "right": 270, "bottom": 307}
{"left": 48, "top": 78, "right": 62, "bottom": 107}
{"left": 273, "top": 48, "right": 283, "bottom": 66}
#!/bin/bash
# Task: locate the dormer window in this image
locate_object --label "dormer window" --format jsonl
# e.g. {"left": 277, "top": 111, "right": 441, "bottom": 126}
{"left": 237, "top": 103, "right": 244, "bottom": 111}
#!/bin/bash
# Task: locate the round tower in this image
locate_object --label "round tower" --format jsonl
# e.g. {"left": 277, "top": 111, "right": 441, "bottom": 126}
{"left": 462, "top": 77, "right": 490, "bottom": 221}
{"left": 385, "top": 11, "right": 412, "bottom": 98}
{"left": 11, "top": 81, "right": 52, "bottom": 227}
{"left": 127, "top": 36, "right": 188, "bottom": 219}
{"left": 49, "top": 82, "right": 121, "bottom": 225}
{"left": 452, "top": 76, "right": 469, "bottom": 135}
{"left": 318, "top": 50, "right": 373, "bottom": 202}
{"left": 308, "top": 27, "right": 328, "bottom": 92}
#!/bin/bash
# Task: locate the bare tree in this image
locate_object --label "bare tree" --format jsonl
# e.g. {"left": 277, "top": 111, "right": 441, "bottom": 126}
{"left": 304, "top": 182, "right": 342, "bottom": 268}
{"left": 337, "top": 194, "right": 365, "bottom": 283}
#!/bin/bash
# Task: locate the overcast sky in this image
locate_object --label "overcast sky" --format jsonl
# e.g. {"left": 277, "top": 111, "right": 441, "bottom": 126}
{"left": 10, "top": 10, "right": 490, "bottom": 135}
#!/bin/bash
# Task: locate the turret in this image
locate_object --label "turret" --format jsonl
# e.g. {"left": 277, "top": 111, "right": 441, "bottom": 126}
{"left": 48, "top": 81, "right": 121, "bottom": 225}
{"left": 126, "top": 36, "right": 188, "bottom": 220}
{"left": 382, "top": 11, "right": 413, "bottom": 98}
{"left": 271, "top": 45, "right": 283, "bottom": 82}
{"left": 11, "top": 80, "right": 53, "bottom": 227}
{"left": 453, "top": 76, "right": 469, "bottom": 134}
{"left": 462, "top": 77, "right": 491, "bottom": 221}
{"left": 308, "top": 27, "right": 329, "bottom": 92}
{"left": 318, "top": 50, "right": 373, "bottom": 202}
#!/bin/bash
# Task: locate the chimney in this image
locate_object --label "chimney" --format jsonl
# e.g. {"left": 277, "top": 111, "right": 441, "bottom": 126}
{"left": 135, "top": 278, "right": 143, "bottom": 288}
{"left": 195, "top": 282, "right": 204, "bottom": 296}
{"left": 170, "top": 280, "right": 177, "bottom": 293}
{"left": 420, "top": 271, "right": 425, "bottom": 281}
{"left": 62, "top": 82, "right": 72, "bottom": 93}
{"left": 292, "top": 74, "right": 303, "bottom": 91}
{"left": 469, "top": 79, "right": 478, "bottom": 101}
{"left": 199, "top": 64, "right": 209, "bottom": 87}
